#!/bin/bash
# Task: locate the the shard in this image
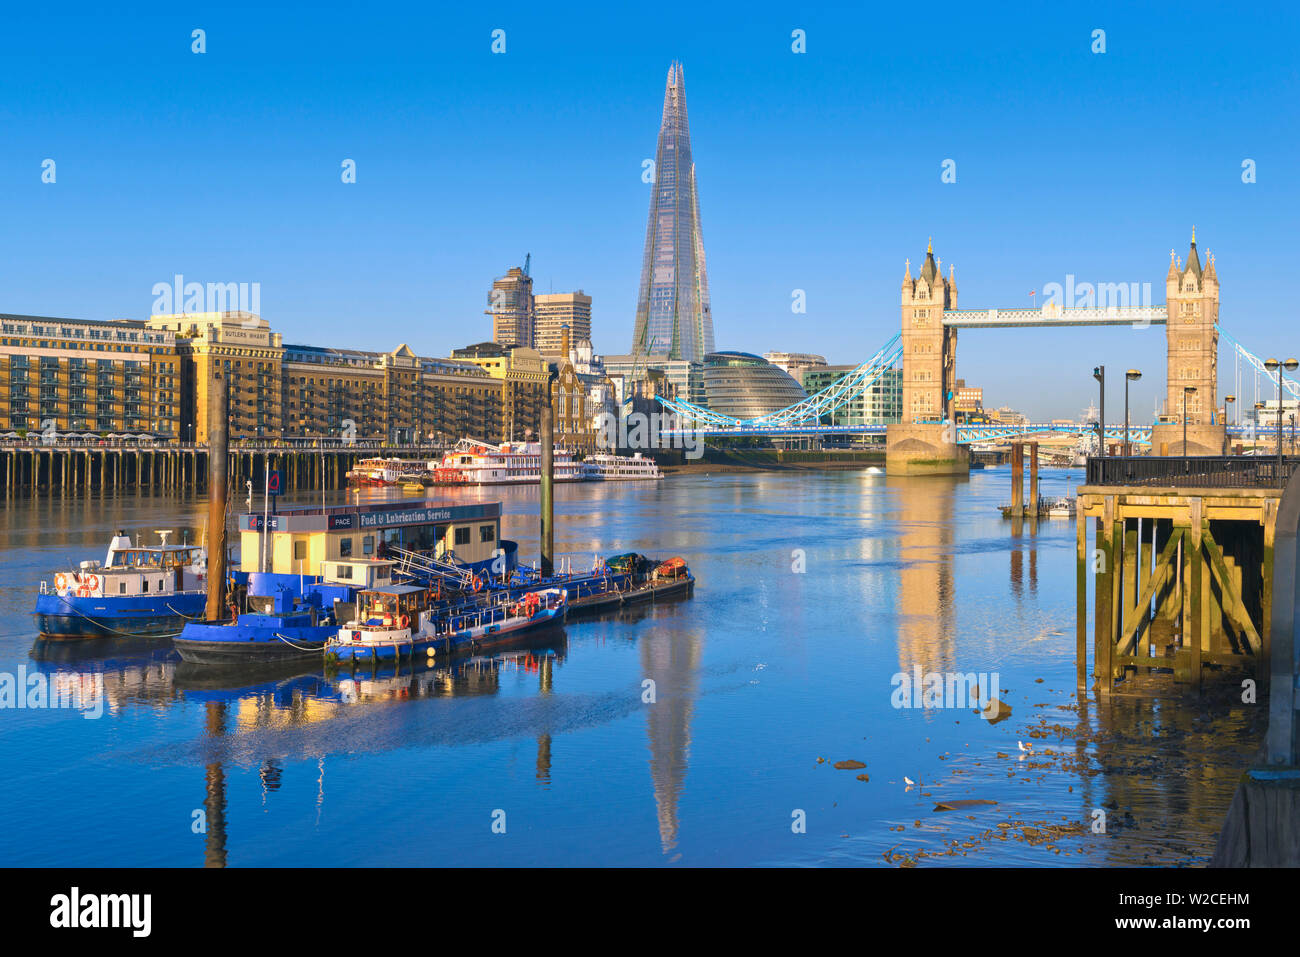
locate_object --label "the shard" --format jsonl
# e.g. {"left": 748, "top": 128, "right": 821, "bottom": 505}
{"left": 632, "top": 61, "right": 716, "bottom": 362}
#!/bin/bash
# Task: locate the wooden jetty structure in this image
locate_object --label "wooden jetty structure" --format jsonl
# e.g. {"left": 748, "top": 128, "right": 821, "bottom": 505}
{"left": 0, "top": 440, "right": 445, "bottom": 494}
{"left": 1076, "top": 455, "right": 1298, "bottom": 695}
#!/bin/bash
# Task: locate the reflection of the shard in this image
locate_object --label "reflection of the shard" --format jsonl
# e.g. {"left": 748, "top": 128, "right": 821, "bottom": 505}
{"left": 889, "top": 477, "right": 957, "bottom": 676}
{"left": 640, "top": 623, "right": 702, "bottom": 854}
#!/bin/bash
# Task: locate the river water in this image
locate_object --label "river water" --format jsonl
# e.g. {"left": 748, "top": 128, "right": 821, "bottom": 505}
{"left": 0, "top": 468, "right": 1265, "bottom": 866}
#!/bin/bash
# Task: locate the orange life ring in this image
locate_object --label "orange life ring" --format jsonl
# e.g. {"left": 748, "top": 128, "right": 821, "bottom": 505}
{"left": 84, "top": 574, "right": 99, "bottom": 591}
{"left": 398, "top": 615, "right": 410, "bottom": 629}
{"left": 472, "top": 576, "right": 483, "bottom": 593}
{"left": 55, "top": 573, "right": 68, "bottom": 591}
{"left": 76, "top": 585, "right": 91, "bottom": 597}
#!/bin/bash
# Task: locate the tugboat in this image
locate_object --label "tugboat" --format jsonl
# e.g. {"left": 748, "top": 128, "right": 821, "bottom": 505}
{"left": 32, "top": 531, "right": 207, "bottom": 639}
{"left": 172, "top": 558, "right": 389, "bottom": 664}
{"left": 327, "top": 584, "right": 567, "bottom": 663}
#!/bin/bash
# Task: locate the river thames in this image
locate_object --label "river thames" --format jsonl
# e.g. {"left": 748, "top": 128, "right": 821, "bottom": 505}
{"left": 0, "top": 468, "right": 1264, "bottom": 866}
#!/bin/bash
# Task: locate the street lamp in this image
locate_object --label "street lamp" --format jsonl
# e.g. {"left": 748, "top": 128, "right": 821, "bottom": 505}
{"left": 1263, "top": 358, "right": 1299, "bottom": 484}
{"left": 1182, "top": 386, "right": 1197, "bottom": 456}
{"left": 1092, "top": 365, "right": 1105, "bottom": 456}
{"left": 1124, "top": 369, "right": 1141, "bottom": 457}
{"left": 1224, "top": 395, "right": 1235, "bottom": 429}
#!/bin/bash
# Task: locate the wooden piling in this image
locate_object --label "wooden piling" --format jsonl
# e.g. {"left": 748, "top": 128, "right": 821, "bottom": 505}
{"left": 205, "top": 375, "right": 229, "bottom": 622}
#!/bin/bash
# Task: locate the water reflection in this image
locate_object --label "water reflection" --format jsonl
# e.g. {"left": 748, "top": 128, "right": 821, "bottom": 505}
{"left": 0, "top": 472, "right": 1269, "bottom": 866}
{"left": 891, "top": 476, "right": 957, "bottom": 676}
{"left": 642, "top": 624, "right": 702, "bottom": 853}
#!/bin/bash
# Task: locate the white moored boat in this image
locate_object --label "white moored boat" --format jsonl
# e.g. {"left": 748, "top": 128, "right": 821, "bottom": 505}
{"left": 580, "top": 452, "right": 663, "bottom": 481}
{"left": 430, "top": 438, "right": 582, "bottom": 485}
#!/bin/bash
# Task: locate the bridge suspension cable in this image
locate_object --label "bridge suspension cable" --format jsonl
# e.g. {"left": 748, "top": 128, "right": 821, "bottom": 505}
{"left": 1217, "top": 325, "right": 1300, "bottom": 410}
{"left": 655, "top": 334, "right": 903, "bottom": 430}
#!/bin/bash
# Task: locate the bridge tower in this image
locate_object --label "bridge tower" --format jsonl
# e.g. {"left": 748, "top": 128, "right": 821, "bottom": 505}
{"left": 886, "top": 239, "right": 968, "bottom": 474}
{"left": 1151, "top": 229, "right": 1226, "bottom": 454}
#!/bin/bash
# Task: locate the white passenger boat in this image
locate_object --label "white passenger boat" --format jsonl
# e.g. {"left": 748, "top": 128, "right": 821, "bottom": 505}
{"left": 580, "top": 452, "right": 663, "bottom": 481}
{"left": 431, "top": 439, "right": 582, "bottom": 485}
{"left": 346, "top": 457, "right": 429, "bottom": 488}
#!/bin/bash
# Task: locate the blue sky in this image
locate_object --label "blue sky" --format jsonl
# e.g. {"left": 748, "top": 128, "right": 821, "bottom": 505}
{"left": 2, "top": 1, "right": 1296, "bottom": 419}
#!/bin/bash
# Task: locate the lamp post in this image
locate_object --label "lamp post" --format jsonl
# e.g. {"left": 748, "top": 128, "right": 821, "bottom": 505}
{"left": 1124, "top": 369, "right": 1141, "bottom": 457}
{"left": 1263, "top": 358, "right": 1299, "bottom": 486}
{"left": 1092, "top": 365, "right": 1105, "bottom": 456}
{"left": 1224, "top": 394, "right": 1235, "bottom": 429}
{"left": 1182, "top": 386, "right": 1196, "bottom": 456}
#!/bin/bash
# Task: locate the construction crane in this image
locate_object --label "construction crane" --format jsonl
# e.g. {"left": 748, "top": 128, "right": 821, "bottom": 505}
{"left": 522, "top": 253, "right": 531, "bottom": 278}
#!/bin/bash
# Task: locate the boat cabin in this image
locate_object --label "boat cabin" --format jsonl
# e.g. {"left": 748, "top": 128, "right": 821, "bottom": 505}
{"left": 354, "top": 584, "right": 428, "bottom": 629}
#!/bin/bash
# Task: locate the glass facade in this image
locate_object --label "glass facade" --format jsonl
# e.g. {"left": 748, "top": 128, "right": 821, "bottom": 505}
{"left": 631, "top": 62, "right": 715, "bottom": 363}
{"left": 802, "top": 365, "right": 902, "bottom": 428}
{"left": 702, "top": 352, "right": 807, "bottom": 420}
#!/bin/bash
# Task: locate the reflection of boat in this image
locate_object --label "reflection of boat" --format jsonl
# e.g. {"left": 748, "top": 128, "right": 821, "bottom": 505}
{"left": 328, "top": 585, "right": 567, "bottom": 663}
{"left": 32, "top": 530, "right": 207, "bottom": 639}
{"left": 331, "top": 646, "right": 563, "bottom": 704}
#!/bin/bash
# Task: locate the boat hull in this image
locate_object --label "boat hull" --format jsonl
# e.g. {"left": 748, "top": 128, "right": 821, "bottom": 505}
{"left": 172, "top": 619, "right": 339, "bottom": 664}
{"left": 568, "top": 574, "right": 694, "bottom": 615}
{"left": 32, "top": 592, "right": 207, "bottom": 640}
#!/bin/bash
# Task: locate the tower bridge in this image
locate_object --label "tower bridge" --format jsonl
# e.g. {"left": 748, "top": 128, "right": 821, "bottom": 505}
{"left": 658, "top": 231, "right": 1279, "bottom": 467}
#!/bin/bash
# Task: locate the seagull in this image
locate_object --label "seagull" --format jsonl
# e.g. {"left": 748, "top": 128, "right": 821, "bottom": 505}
{"left": 904, "top": 776, "right": 916, "bottom": 789}
{"left": 1018, "top": 741, "right": 1033, "bottom": 752}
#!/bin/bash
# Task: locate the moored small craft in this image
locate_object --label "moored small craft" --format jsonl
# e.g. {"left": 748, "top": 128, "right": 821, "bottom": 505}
{"left": 580, "top": 452, "right": 663, "bottom": 481}
{"left": 32, "top": 531, "right": 207, "bottom": 639}
{"left": 172, "top": 558, "right": 391, "bottom": 664}
{"left": 431, "top": 438, "right": 583, "bottom": 485}
{"left": 327, "top": 585, "right": 567, "bottom": 663}
{"left": 346, "top": 457, "right": 430, "bottom": 488}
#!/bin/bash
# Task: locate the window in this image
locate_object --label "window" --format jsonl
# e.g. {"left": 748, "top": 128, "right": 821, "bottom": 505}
{"left": 142, "top": 579, "right": 149, "bottom": 592}
{"left": 454, "top": 526, "right": 471, "bottom": 546}
{"left": 293, "top": 541, "right": 306, "bottom": 560}
{"left": 480, "top": 524, "right": 496, "bottom": 543}
{"left": 362, "top": 535, "right": 375, "bottom": 556}
{"left": 119, "top": 582, "right": 126, "bottom": 594}
{"left": 339, "top": 537, "right": 353, "bottom": 557}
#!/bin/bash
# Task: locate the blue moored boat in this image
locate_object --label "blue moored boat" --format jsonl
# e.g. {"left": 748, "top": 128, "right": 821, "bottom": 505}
{"left": 33, "top": 531, "right": 207, "bottom": 640}
{"left": 328, "top": 585, "right": 567, "bottom": 663}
